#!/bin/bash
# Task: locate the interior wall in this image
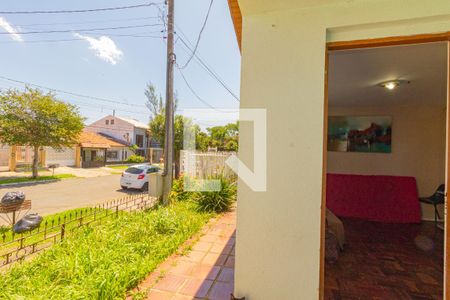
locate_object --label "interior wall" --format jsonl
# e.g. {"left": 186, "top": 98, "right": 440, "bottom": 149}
{"left": 235, "top": 1, "right": 450, "bottom": 299}
{"left": 327, "top": 104, "right": 446, "bottom": 220}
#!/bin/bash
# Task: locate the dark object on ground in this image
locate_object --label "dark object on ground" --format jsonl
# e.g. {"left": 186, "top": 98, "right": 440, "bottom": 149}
{"left": 1, "top": 191, "right": 26, "bottom": 204}
{"left": 419, "top": 184, "right": 445, "bottom": 226}
{"left": 13, "top": 214, "right": 43, "bottom": 233}
{"left": 325, "top": 229, "right": 339, "bottom": 263}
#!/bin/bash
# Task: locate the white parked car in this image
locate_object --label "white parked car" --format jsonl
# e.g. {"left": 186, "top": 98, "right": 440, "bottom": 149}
{"left": 120, "top": 164, "right": 160, "bottom": 191}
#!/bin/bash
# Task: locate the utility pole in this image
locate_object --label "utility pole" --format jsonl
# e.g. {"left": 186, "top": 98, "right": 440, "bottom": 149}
{"left": 162, "top": 0, "right": 175, "bottom": 205}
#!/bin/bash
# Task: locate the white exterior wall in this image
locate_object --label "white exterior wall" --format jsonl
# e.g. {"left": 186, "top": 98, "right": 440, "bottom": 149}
{"left": 45, "top": 147, "right": 76, "bottom": 166}
{"left": 85, "top": 115, "right": 134, "bottom": 145}
{"left": 235, "top": 0, "right": 450, "bottom": 299}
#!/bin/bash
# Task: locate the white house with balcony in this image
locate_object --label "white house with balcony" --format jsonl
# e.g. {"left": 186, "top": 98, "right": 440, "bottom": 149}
{"left": 85, "top": 115, "right": 150, "bottom": 158}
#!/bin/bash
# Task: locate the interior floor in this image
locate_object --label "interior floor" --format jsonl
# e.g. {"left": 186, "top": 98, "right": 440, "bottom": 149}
{"left": 324, "top": 219, "right": 444, "bottom": 300}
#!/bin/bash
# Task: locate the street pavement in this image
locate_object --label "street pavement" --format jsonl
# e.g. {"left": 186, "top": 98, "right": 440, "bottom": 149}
{"left": 0, "top": 174, "right": 141, "bottom": 225}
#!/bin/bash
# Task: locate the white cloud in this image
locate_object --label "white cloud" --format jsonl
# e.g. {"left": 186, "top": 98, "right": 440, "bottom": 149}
{"left": 0, "top": 17, "right": 23, "bottom": 42}
{"left": 74, "top": 33, "right": 123, "bottom": 65}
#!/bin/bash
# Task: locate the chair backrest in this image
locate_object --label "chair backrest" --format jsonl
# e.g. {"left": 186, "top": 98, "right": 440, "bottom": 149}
{"left": 434, "top": 184, "right": 446, "bottom": 203}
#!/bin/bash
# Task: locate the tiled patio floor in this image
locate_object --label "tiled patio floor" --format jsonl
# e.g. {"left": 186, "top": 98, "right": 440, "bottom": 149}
{"left": 141, "top": 208, "right": 236, "bottom": 300}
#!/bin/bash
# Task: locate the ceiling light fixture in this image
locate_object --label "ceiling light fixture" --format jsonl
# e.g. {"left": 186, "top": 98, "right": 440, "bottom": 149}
{"left": 379, "top": 80, "right": 410, "bottom": 91}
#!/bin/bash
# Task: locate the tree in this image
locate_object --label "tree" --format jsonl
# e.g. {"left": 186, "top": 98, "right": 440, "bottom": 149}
{"left": 144, "top": 82, "right": 164, "bottom": 119}
{"left": 144, "top": 82, "right": 178, "bottom": 120}
{"left": 206, "top": 122, "right": 239, "bottom": 151}
{"left": 149, "top": 114, "right": 197, "bottom": 177}
{"left": 0, "top": 87, "right": 84, "bottom": 178}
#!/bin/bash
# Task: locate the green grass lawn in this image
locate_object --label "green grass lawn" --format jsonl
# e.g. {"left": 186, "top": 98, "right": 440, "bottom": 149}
{"left": 0, "top": 207, "right": 105, "bottom": 253}
{"left": 0, "top": 201, "right": 214, "bottom": 299}
{"left": 0, "top": 174, "right": 76, "bottom": 185}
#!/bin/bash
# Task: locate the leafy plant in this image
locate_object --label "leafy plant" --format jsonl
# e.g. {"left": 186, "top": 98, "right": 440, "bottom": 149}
{"left": 194, "top": 176, "right": 237, "bottom": 213}
{"left": 169, "top": 176, "right": 196, "bottom": 202}
{"left": 126, "top": 154, "right": 145, "bottom": 163}
{"left": 152, "top": 209, "right": 179, "bottom": 234}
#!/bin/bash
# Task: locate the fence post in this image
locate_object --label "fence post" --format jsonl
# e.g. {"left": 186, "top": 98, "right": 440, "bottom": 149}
{"left": 61, "top": 224, "right": 65, "bottom": 241}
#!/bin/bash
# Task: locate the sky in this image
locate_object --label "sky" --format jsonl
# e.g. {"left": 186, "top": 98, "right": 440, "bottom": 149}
{"left": 0, "top": 0, "right": 241, "bottom": 129}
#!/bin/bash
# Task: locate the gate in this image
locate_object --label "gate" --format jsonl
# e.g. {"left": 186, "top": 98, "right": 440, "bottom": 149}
{"left": 0, "top": 145, "right": 9, "bottom": 171}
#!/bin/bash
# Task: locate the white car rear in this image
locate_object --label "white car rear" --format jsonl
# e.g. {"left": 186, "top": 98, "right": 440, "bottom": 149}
{"left": 120, "top": 164, "right": 160, "bottom": 191}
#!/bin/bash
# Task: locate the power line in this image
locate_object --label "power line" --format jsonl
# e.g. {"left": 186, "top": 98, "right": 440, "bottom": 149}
{"left": 0, "top": 75, "right": 147, "bottom": 108}
{"left": 0, "top": 80, "right": 149, "bottom": 118}
{"left": 14, "top": 16, "right": 160, "bottom": 27}
{"left": 175, "top": 25, "right": 228, "bottom": 85}
{"left": 177, "top": 68, "right": 236, "bottom": 113}
{"left": 0, "top": 34, "right": 166, "bottom": 44}
{"left": 0, "top": 2, "right": 162, "bottom": 14}
{"left": 177, "top": 36, "right": 240, "bottom": 102}
{"left": 177, "top": 0, "right": 213, "bottom": 69}
{"left": 0, "top": 24, "right": 164, "bottom": 35}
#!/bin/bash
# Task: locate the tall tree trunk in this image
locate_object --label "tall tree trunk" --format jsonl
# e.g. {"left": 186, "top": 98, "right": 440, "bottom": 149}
{"left": 32, "top": 145, "right": 39, "bottom": 179}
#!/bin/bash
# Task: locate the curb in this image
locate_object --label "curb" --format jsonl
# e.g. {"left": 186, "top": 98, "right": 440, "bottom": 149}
{"left": 0, "top": 179, "right": 59, "bottom": 188}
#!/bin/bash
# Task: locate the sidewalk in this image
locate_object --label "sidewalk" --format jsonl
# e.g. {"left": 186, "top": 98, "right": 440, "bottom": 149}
{"left": 0, "top": 166, "right": 118, "bottom": 179}
{"left": 134, "top": 207, "right": 236, "bottom": 300}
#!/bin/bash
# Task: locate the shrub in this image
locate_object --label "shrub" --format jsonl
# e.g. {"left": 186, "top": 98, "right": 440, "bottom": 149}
{"left": 126, "top": 154, "right": 145, "bottom": 163}
{"left": 194, "top": 176, "right": 236, "bottom": 213}
{"left": 169, "top": 176, "right": 196, "bottom": 202}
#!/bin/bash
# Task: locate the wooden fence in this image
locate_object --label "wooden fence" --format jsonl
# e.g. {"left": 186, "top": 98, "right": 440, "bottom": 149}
{"left": 0, "top": 193, "right": 156, "bottom": 269}
{"left": 180, "top": 150, "right": 236, "bottom": 178}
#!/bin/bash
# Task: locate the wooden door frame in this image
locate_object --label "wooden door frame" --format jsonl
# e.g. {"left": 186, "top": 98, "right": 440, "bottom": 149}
{"left": 321, "top": 32, "right": 450, "bottom": 300}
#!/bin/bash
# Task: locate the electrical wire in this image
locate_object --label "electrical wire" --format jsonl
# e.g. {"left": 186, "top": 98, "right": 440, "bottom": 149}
{"left": 0, "top": 24, "right": 164, "bottom": 35}
{"left": 0, "top": 35, "right": 166, "bottom": 44}
{"left": 177, "top": 36, "right": 240, "bottom": 102}
{"left": 177, "top": 68, "right": 237, "bottom": 113}
{"left": 177, "top": 0, "right": 213, "bottom": 69}
{"left": 175, "top": 24, "right": 228, "bottom": 86}
{"left": 0, "top": 3, "right": 162, "bottom": 14}
{"left": 0, "top": 75, "right": 147, "bottom": 108}
{"left": 13, "top": 16, "right": 160, "bottom": 27}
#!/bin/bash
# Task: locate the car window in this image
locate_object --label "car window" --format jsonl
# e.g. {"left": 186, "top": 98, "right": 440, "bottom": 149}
{"left": 146, "top": 167, "right": 159, "bottom": 174}
{"left": 125, "top": 167, "right": 144, "bottom": 174}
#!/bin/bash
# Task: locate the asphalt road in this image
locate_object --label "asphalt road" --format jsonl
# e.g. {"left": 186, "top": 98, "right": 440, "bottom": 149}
{"left": 0, "top": 175, "right": 142, "bottom": 223}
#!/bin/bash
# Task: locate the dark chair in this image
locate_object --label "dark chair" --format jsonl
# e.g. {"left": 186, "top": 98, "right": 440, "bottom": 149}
{"left": 419, "top": 184, "right": 445, "bottom": 225}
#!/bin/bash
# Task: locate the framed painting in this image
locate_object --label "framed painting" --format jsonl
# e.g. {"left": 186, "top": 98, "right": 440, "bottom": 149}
{"left": 328, "top": 116, "right": 392, "bottom": 153}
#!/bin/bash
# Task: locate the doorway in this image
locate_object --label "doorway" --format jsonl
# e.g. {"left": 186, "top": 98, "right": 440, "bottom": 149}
{"left": 322, "top": 37, "right": 449, "bottom": 299}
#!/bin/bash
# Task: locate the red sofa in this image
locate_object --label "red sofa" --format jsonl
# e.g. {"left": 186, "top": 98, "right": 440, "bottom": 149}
{"left": 326, "top": 174, "right": 421, "bottom": 223}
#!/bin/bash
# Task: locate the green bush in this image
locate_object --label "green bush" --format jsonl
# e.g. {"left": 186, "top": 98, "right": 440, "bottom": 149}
{"left": 194, "top": 176, "right": 237, "bottom": 213}
{"left": 126, "top": 154, "right": 145, "bottom": 163}
{"left": 169, "top": 176, "right": 196, "bottom": 202}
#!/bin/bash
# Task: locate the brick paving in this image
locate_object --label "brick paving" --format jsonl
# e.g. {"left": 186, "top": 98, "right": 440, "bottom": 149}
{"left": 139, "top": 207, "right": 236, "bottom": 300}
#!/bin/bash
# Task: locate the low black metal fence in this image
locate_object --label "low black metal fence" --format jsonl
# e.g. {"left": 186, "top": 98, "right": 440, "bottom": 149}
{"left": 0, "top": 193, "right": 157, "bottom": 269}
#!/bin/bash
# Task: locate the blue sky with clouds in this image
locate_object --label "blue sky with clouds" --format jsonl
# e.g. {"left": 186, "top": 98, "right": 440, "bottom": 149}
{"left": 0, "top": 0, "right": 241, "bottom": 128}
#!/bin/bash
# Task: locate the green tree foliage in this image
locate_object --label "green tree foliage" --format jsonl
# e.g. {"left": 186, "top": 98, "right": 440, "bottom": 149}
{"left": 149, "top": 114, "right": 198, "bottom": 177}
{"left": 206, "top": 122, "right": 239, "bottom": 151}
{"left": 144, "top": 82, "right": 178, "bottom": 120}
{"left": 0, "top": 87, "right": 84, "bottom": 178}
{"left": 144, "top": 82, "right": 164, "bottom": 119}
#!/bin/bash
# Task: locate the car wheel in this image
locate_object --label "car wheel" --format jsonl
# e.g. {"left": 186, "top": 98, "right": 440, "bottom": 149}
{"left": 141, "top": 182, "right": 149, "bottom": 192}
{"left": 121, "top": 186, "right": 128, "bottom": 190}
